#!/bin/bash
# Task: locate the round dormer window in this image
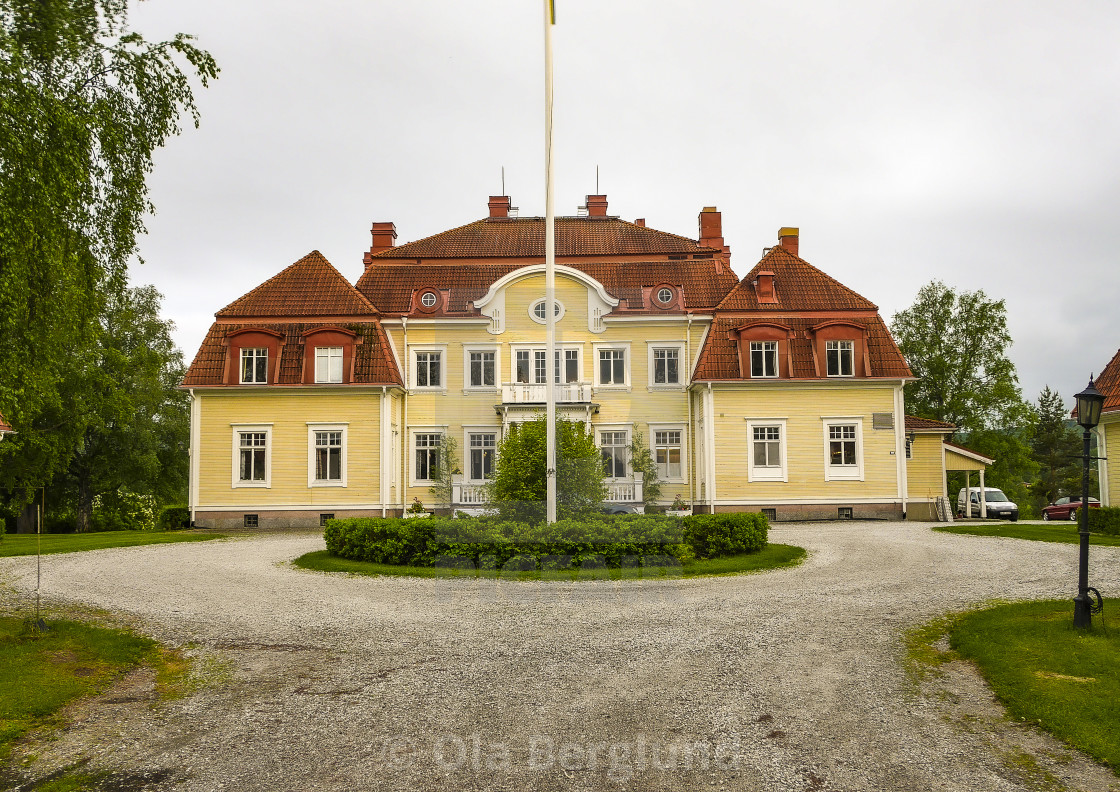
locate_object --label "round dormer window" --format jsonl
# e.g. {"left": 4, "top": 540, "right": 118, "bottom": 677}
{"left": 529, "top": 299, "right": 564, "bottom": 324}
{"left": 420, "top": 291, "right": 438, "bottom": 307}
{"left": 657, "top": 287, "right": 674, "bottom": 304}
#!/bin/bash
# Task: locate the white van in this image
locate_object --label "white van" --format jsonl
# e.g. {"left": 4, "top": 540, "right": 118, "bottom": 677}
{"left": 956, "top": 487, "right": 1019, "bottom": 521}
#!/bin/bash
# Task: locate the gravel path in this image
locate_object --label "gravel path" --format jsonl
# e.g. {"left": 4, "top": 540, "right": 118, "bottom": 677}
{"left": 3, "top": 521, "right": 1120, "bottom": 792}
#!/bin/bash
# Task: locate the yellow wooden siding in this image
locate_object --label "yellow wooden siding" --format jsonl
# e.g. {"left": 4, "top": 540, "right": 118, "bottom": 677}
{"left": 197, "top": 391, "right": 381, "bottom": 507}
{"left": 944, "top": 447, "right": 985, "bottom": 472}
{"left": 1103, "top": 418, "right": 1119, "bottom": 507}
{"left": 906, "top": 434, "right": 945, "bottom": 500}
{"left": 712, "top": 385, "right": 900, "bottom": 501}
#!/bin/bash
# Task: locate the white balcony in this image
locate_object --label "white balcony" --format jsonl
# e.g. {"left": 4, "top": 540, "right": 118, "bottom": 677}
{"left": 449, "top": 472, "right": 643, "bottom": 512}
{"left": 500, "top": 383, "right": 592, "bottom": 404}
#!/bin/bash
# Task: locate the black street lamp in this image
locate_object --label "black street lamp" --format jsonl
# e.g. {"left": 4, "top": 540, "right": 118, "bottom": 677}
{"left": 1073, "top": 376, "right": 1106, "bottom": 628}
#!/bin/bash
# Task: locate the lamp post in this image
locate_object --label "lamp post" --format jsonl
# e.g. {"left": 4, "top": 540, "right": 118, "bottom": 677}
{"left": 1073, "top": 376, "right": 1105, "bottom": 629}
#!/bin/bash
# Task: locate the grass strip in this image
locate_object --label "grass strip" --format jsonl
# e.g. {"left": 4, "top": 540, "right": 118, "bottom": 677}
{"left": 0, "top": 617, "right": 160, "bottom": 755}
{"left": 0, "top": 530, "right": 226, "bottom": 558}
{"left": 292, "top": 543, "right": 806, "bottom": 580}
{"left": 932, "top": 523, "right": 1120, "bottom": 546}
{"left": 949, "top": 599, "right": 1120, "bottom": 772}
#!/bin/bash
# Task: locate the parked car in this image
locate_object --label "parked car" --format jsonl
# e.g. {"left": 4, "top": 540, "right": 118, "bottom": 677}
{"left": 956, "top": 487, "right": 1019, "bottom": 521}
{"left": 1042, "top": 497, "right": 1100, "bottom": 522}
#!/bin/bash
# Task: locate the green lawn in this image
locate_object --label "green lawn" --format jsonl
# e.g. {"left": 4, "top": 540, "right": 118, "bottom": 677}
{"left": 949, "top": 600, "right": 1120, "bottom": 773}
{"left": 0, "top": 617, "right": 158, "bottom": 755}
{"left": 932, "top": 522, "right": 1120, "bottom": 546}
{"left": 0, "top": 530, "right": 226, "bottom": 558}
{"left": 292, "top": 543, "right": 806, "bottom": 580}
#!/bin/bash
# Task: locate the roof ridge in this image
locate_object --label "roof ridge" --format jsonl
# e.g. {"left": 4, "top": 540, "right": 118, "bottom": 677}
{"left": 217, "top": 250, "right": 379, "bottom": 318}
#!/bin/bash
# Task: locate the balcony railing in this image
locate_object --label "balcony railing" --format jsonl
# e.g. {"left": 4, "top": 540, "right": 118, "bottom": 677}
{"left": 500, "top": 383, "right": 592, "bottom": 404}
{"left": 450, "top": 472, "right": 642, "bottom": 510}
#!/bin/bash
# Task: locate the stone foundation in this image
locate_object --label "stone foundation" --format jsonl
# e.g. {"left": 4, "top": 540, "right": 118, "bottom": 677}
{"left": 193, "top": 508, "right": 402, "bottom": 530}
{"left": 694, "top": 502, "right": 904, "bottom": 521}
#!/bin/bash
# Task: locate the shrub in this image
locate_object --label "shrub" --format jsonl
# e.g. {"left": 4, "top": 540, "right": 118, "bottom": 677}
{"left": 90, "top": 491, "right": 157, "bottom": 532}
{"left": 1087, "top": 507, "right": 1120, "bottom": 536}
{"left": 324, "top": 511, "right": 771, "bottom": 569}
{"left": 158, "top": 506, "right": 191, "bottom": 530}
{"left": 682, "top": 512, "right": 769, "bottom": 559}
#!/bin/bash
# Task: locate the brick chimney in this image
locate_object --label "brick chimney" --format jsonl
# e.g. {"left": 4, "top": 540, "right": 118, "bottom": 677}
{"left": 488, "top": 195, "right": 511, "bottom": 218}
{"left": 754, "top": 271, "right": 778, "bottom": 304}
{"left": 368, "top": 222, "right": 397, "bottom": 259}
{"left": 634, "top": 218, "right": 646, "bottom": 227}
{"left": 778, "top": 227, "right": 799, "bottom": 257}
{"left": 699, "top": 207, "right": 724, "bottom": 249}
{"left": 585, "top": 195, "right": 608, "bottom": 217}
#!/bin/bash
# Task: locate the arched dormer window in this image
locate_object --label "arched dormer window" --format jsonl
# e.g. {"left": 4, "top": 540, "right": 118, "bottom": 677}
{"left": 225, "top": 328, "right": 284, "bottom": 385}
{"left": 809, "top": 320, "right": 870, "bottom": 378}
{"left": 301, "top": 326, "right": 359, "bottom": 384}
{"left": 730, "top": 322, "right": 794, "bottom": 379}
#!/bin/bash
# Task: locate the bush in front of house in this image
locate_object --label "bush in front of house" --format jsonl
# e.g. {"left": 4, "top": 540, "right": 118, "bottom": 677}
{"left": 325, "top": 511, "right": 770, "bottom": 569}
{"left": 90, "top": 491, "right": 157, "bottom": 531}
{"left": 158, "top": 506, "right": 191, "bottom": 530}
{"left": 1087, "top": 507, "right": 1120, "bottom": 536}
{"left": 681, "top": 512, "right": 769, "bottom": 559}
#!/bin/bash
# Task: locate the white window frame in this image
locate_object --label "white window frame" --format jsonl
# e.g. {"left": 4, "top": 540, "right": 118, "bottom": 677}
{"left": 826, "top": 340, "right": 855, "bottom": 377}
{"left": 593, "top": 342, "right": 631, "bottom": 388}
{"left": 529, "top": 298, "right": 565, "bottom": 324}
{"left": 749, "top": 341, "right": 778, "bottom": 379}
{"left": 822, "top": 417, "right": 864, "bottom": 481}
{"left": 598, "top": 424, "right": 631, "bottom": 480}
{"left": 509, "top": 344, "right": 582, "bottom": 385}
{"left": 307, "top": 423, "right": 348, "bottom": 487}
{"left": 240, "top": 347, "right": 268, "bottom": 384}
{"left": 314, "top": 346, "right": 343, "bottom": 384}
{"left": 649, "top": 422, "right": 687, "bottom": 483}
{"left": 410, "top": 427, "right": 446, "bottom": 486}
{"left": 745, "top": 418, "right": 788, "bottom": 483}
{"left": 410, "top": 345, "right": 447, "bottom": 391}
{"left": 464, "top": 427, "right": 499, "bottom": 483}
{"left": 231, "top": 424, "right": 272, "bottom": 488}
{"left": 462, "top": 344, "right": 500, "bottom": 391}
{"left": 647, "top": 342, "right": 685, "bottom": 389}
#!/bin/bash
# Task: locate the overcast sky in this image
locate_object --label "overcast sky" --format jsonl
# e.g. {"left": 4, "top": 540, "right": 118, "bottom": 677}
{"left": 128, "top": 0, "right": 1120, "bottom": 410}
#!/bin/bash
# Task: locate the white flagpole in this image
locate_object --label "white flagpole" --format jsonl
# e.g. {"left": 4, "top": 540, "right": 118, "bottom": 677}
{"left": 544, "top": 0, "right": 557, "bottom": 524}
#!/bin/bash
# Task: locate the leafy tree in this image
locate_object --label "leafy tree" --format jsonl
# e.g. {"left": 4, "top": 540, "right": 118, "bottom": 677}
{"left": 57, "top": 285, "right": 188, "bottom": 531}
{"left": 1029, "top": 386, "right": 1083, "bottom": 507}
{"left": 428, "top": 433, "right": 459, "bottom": 512}
{"left": 627, "top": 430, "right": 661, "bottom": 509}
{"left": 0, "top": 0, "right": 217, "bottom": 497}
{"left": 488, "top": 417, "right": 607, "bottom": 522}
{"left": 892, "top": 281, "right": 1037, "bottom": 509}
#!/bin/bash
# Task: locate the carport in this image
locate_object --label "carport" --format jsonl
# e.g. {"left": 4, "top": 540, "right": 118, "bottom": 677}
{"left": 944, "top": 441, "right": 996, "bottom": 517}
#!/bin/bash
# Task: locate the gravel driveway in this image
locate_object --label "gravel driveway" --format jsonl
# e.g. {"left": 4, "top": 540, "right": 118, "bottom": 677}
{"left": 3, "top": 521, "right": 1119, "bottom": 792}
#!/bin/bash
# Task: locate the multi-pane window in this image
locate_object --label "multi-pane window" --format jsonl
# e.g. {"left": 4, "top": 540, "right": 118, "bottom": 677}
{"left": 239, "top": 432, "right": 267, "bottom": 482}
{"left": 469, "top": 351, "right": 496, "bottom": 387}
{"left": 826, "top": 340, "right": 854, "bottom": 377}
{"left": 532, "top": 300, "right": 561, "bottom": 321}
{"left": 753, "top": 426, "right": 782, "bottom": 468}
{"left": 415, "top": 352, "right": 441, "bottom": 387}
{"left": 469, "top": 433, "right": 496, "bottom": 480}
{"left": 314, "top": 431, "right": 342, "bottom": 481}
{"left": 828, "top": 424, "right": 858, "bottom": 466}
{"left": 653, "top": 348, "right": 680, "bottom": 385}
{"left": 315, "top": 347, "right": 343, "bottom": 383}
{"left": 599, "top": 349, "right": 626, "bottom": 385}
{"left": 750, "top": 341, "right": 778, "bottom": 378}
{"left": 240, "top": 348, "right": 268, "bottom": 384}
{"left": 601, "top": 431, "right": 629, "bottom": 478}
{"left": 515, "top": 349, "right": 578, "bottom": 384}
{"left": 415, "top": 433, "right": 441, "bottom": 481}
{"left": 654, "top": 430, "right": 682, "bottom": 479}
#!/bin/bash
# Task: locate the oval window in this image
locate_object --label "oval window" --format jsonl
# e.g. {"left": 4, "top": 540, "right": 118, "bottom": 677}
{"left": 420, "top": 291, "right": 438, "bottom": 308}
{"left": 529, "top": 299, "right": 564, "bottom": 323}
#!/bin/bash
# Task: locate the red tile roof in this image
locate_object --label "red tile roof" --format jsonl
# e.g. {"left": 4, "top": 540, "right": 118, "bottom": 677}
{"left": 692, "top": 316, "right": 911, "bottom": 380}
{"left": 356, "top": 260, "right": 739, "bottom": 315}
{"left": 0, "top": 412, "right": 12, "bottom": 434}
{"left": 905, "top": 415, "right": 957, "bottom": 432}
{"left": 369, "top": 217, "right": 718, "bottom": 260}
{"left": 183, "top": 322, "right": 401, "bottom": 387}
{"left": 716, "top": 246, "right": 878, "bottom": 312}
{"left": 1096, "top": 347, "right": 1120, "bottom": 414}
{"left": 218, "top": 251, "right": 378, "bottom": 318}
{"left": 943, "top": 440, "right": 995, "bottom": 465}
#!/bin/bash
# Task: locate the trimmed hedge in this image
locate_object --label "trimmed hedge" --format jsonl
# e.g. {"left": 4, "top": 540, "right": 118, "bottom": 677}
{"left": 682, "top": 512, "right": 768, "bottom": 558}
{"left": 324, "top": 511, "right": 770, "bottom": 569}
{"left": 1087, "top": 507, "right": 1120, "bottom": 536}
